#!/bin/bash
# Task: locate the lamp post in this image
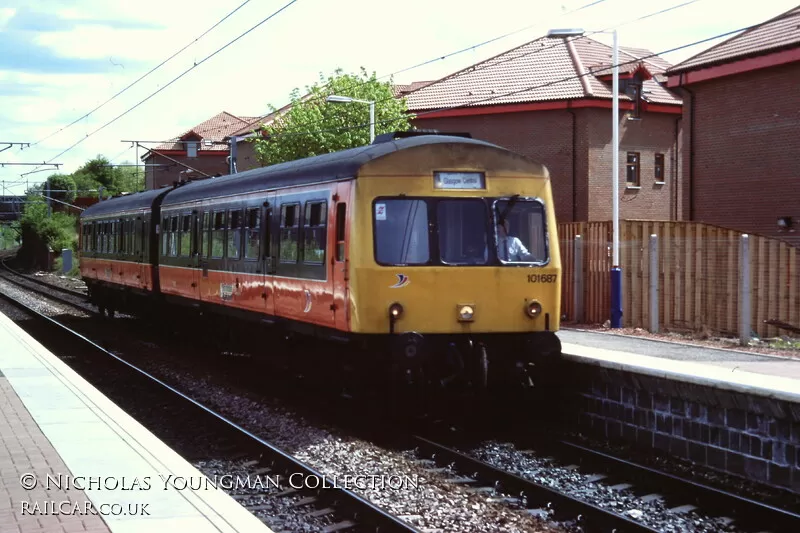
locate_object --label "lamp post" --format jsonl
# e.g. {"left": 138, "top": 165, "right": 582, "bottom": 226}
{"left": 326, "top": 95, "right": 375, "bottom": 144}
{"left": 548, "top": 27, "right": 622, "bottom": 328}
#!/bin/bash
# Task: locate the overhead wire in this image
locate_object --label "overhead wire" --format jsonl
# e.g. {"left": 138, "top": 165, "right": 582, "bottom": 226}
{"left": 254, "top": 11, "right": 786, "bottom": 142}
{"left": 246, "top": 0, "right": 613, "bottom": 128}
{"left": 250, "top": 0, "right": 708, "bottom": 137}
{"left": 377, "top": 0, "right": 610, "bottom": 81}
{"left": 23, "top": 0, "right": 301, "bottom": 177}
{"left": 249, "top": 0, "right": 702, "bottom": 140}
{"left": 25, "top": 0, "right": 255, "bottom": 150}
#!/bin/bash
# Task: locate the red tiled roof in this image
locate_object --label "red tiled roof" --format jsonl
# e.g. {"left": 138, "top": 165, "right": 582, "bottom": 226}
{"left": 153, "top": 111, "right": 252, "bottom": 151}
{"left": 405, "top": 35, "right": 681, "bottom": 112}
{"left": 227, "top": 93, "right": 318, "bottom": 138}
{"left": 668, "top": 5, "right": 800, "bottom": 74}
{"left": 393, "top": 81, "right": 435, "bottom": 97}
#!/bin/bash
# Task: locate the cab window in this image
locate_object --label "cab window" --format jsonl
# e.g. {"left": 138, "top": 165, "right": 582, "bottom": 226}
{"left": 373, "top": 199, "right": 429, "bottom": 265}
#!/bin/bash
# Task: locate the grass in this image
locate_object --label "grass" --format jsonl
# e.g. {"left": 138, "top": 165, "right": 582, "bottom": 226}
{"left": 52, "top": 254, "right": 81, "bottom": 278}
{"left": 768, "top": 338, "right": 800, "bottom": 351}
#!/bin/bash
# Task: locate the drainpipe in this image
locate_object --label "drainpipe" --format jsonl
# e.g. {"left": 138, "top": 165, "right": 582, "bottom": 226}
{"left": 681, "top": 82, "right": 696, "bottom": 221}
{"left": 674, "top": 115, "right": 681, "bottom": 221}
{"left": 567, "top": 104, "right": 577, "bottom": 221}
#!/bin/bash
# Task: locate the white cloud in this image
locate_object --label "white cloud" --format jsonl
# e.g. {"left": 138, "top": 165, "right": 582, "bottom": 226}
{"left": 1, "top": 0, "right": 798, "bottom": 191}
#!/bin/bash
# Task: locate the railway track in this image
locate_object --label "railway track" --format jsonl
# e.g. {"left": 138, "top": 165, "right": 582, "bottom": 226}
{"left": 540, "top": 437, "right": 800, "bottom": 532}
{"left": 409, "top": 424, "right": 800, "bottom": 533}
{"left": 5, "top": 256, "right": 800, "bottom": 532}
{"left": 0, "top": 280, "right": 419, "bottom": 533}
{"left": 410, "top": 435, "right": 658, "bottom": 532}
{"left": 0, "top": 256, "right": 92, "bottom": 310}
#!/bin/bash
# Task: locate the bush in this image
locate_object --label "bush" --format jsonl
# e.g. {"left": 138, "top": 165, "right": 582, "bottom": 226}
{"left": 18, "top": 196, "right": 78, "bottom": 270}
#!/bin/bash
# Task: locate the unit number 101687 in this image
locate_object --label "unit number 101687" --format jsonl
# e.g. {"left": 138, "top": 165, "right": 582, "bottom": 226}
{"left": 527, "top": 274, "right": 557, "bottom": 283}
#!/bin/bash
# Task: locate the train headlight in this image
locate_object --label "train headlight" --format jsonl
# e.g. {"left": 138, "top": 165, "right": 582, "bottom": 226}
{"left": 525, "top": 300, "right": 543, "bottom": 318}
{"left": 457, "top": 304, "right": 475, "bottom": 322}
{"left": 388, "top": 302, "right": 404, "bottom": 319}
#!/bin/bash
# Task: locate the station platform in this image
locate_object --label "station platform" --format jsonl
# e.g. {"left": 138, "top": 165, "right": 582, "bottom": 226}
{"left": 0, "top": 310, "right": 273, "bottom": 533}
{"left": 557, "top": 328, "right": 800, "bottom": 401}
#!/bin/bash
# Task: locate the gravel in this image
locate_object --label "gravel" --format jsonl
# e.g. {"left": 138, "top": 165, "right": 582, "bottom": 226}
{"left": 151, "top": 365, "right": 556, "bottom": 533}
{"left": 0, "top": 275, "right": 559, "bottom": 533}
{"left": 7, "top": 263, "right": 783, "bottom": 532}
{"left": 0, "top": 278, "right": 90, "bottom": 317}
{"left": 467, "top": 441, "right": 740, "bottom": 533}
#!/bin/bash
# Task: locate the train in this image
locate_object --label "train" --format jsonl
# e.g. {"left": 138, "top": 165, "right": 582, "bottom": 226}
{"left": 79, "top": 131, "right": 562, "bottom": 402}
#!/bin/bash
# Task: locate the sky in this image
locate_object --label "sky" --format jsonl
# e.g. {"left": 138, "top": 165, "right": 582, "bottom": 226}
{"left": 0, "top": 0, "right": 797, "bottom": 193}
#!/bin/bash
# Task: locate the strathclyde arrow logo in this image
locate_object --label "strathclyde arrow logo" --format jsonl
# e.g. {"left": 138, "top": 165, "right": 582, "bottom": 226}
{"left": 389, "top": 274, "right": 410, "bottom": 288}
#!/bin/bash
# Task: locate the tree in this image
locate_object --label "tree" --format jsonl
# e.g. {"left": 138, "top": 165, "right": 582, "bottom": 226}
{"left": 45, "top": 173, "right": 77, "bottom": 204}
{"left": 251, "top": 67, "right": 412, "bottom": 166}
{"left": 111, "top": 162, "right": 144, "bottom": 193}
{"left": 72, "top": 155, "right": 114, "bottom": 197}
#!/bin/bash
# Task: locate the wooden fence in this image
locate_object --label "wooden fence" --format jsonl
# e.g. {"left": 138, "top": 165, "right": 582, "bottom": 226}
{"left": 558, "top": 221, "right": 800, "bottom": 339}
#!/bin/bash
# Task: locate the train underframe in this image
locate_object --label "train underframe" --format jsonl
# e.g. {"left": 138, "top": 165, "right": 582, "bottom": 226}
{"left": 86, "top": 281, "right": 563, "bottom": 410}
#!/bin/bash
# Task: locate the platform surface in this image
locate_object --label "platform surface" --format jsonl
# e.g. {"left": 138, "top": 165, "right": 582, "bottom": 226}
{"left": 0, "top": 310, "right": 273, "bottom": 533}
{"left": 558, "top": 328, "right": 800, "bottom": 401}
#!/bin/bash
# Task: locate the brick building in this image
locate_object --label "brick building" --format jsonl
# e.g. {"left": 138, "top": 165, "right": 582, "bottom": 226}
{"left": 143, "top": 111, "right": 260, "bottom": 189}
{"left": 403, "top": 35, "right": 683, "bottom": 223}
{"left": 666, "top": 5, "right": 800, "bottom": 245}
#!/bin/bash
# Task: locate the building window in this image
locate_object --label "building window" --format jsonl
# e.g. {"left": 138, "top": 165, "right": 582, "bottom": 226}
{"left": 303, "top": 202, "right": 327, "bottom": 265}
{"left": 655, "top": 153, "right": 665, "bottom": 183}
{"left": 626, "top": 152, "right": 640, "bottom": 187}
{"left": 187, "top": 142, "right": 198, "bottom": 158}
{"left": 626, "top": 81, "right": 642, "bottom": 119}
{"left": 279, "top": 204, "right": 299, "bottom": 263}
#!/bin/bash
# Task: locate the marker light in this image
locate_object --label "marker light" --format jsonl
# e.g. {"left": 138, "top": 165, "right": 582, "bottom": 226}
{"left": 389, "top": 302, "right": 404, "bottom": 319}
{"left": 458, "top": 304, "right": 475, "bottom": 322}
{"left": 526, "top": 300, "right": 543, "bottom": 318}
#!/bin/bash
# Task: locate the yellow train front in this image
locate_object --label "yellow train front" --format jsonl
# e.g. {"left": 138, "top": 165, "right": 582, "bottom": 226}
{"left": 347, "top": 132, "right": 562, "bottom": 395}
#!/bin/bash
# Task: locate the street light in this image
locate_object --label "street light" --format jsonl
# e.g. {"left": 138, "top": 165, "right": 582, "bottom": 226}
{"left": 326, "top": 95, "right": 375, "bottom": 144}
{"left": 548, "top": 27, "right": 622, "bottom": 328}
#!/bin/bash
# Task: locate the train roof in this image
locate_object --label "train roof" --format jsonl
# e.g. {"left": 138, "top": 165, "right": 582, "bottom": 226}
{"left": 81, "top": 187, "right": 170, "bottom": 219}
{"left": 161, "top": 135, "right": 516, "bottom": 207}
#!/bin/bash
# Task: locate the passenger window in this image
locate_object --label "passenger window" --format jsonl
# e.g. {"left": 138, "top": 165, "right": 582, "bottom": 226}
{"left": 169, "top": 216, "right": 178, "bottom": 257}
{"left": 180, "top": 215, "right": 191, "bottom": 257}
{"left": 244, "top": 208, "right": 260, "bottom": 260}
{"left": 113, "top": 221, "right": 119, "bottom": 254}
{"left": 201, "top": 212, "right": 209, "bottom": 258}
{"left": 121, "top": 221, "right": 127, "bottom": 254}
{"left": 211, "top": 211, "right": 225, "bottom": 258}
{"left": 335, "top": 203, "right": 346, "bottom": 261}
{"left": 279, "top": 204, "right": 299, "bottom": 263}
{"left": 303, "top": 202, "right": 326, "bottom": 264}
{"left": 227, "top": 210, "right": 242, "bottom": 260}
{"left": 128, "top": 220, "right": 134, "bottom": 254}
{"left": 161, "top": 216, "right": 168, "bottom": 256}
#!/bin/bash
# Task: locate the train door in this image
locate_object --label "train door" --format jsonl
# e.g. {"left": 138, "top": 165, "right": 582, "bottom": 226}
{"left": 197, "top": 208, "right": 211, "bottom": 302}
{"left": 262, "top": 195, "right": 276, "bottom": 316}
{"left": 332, "top": 183, "right": 351, "bottom": 330}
